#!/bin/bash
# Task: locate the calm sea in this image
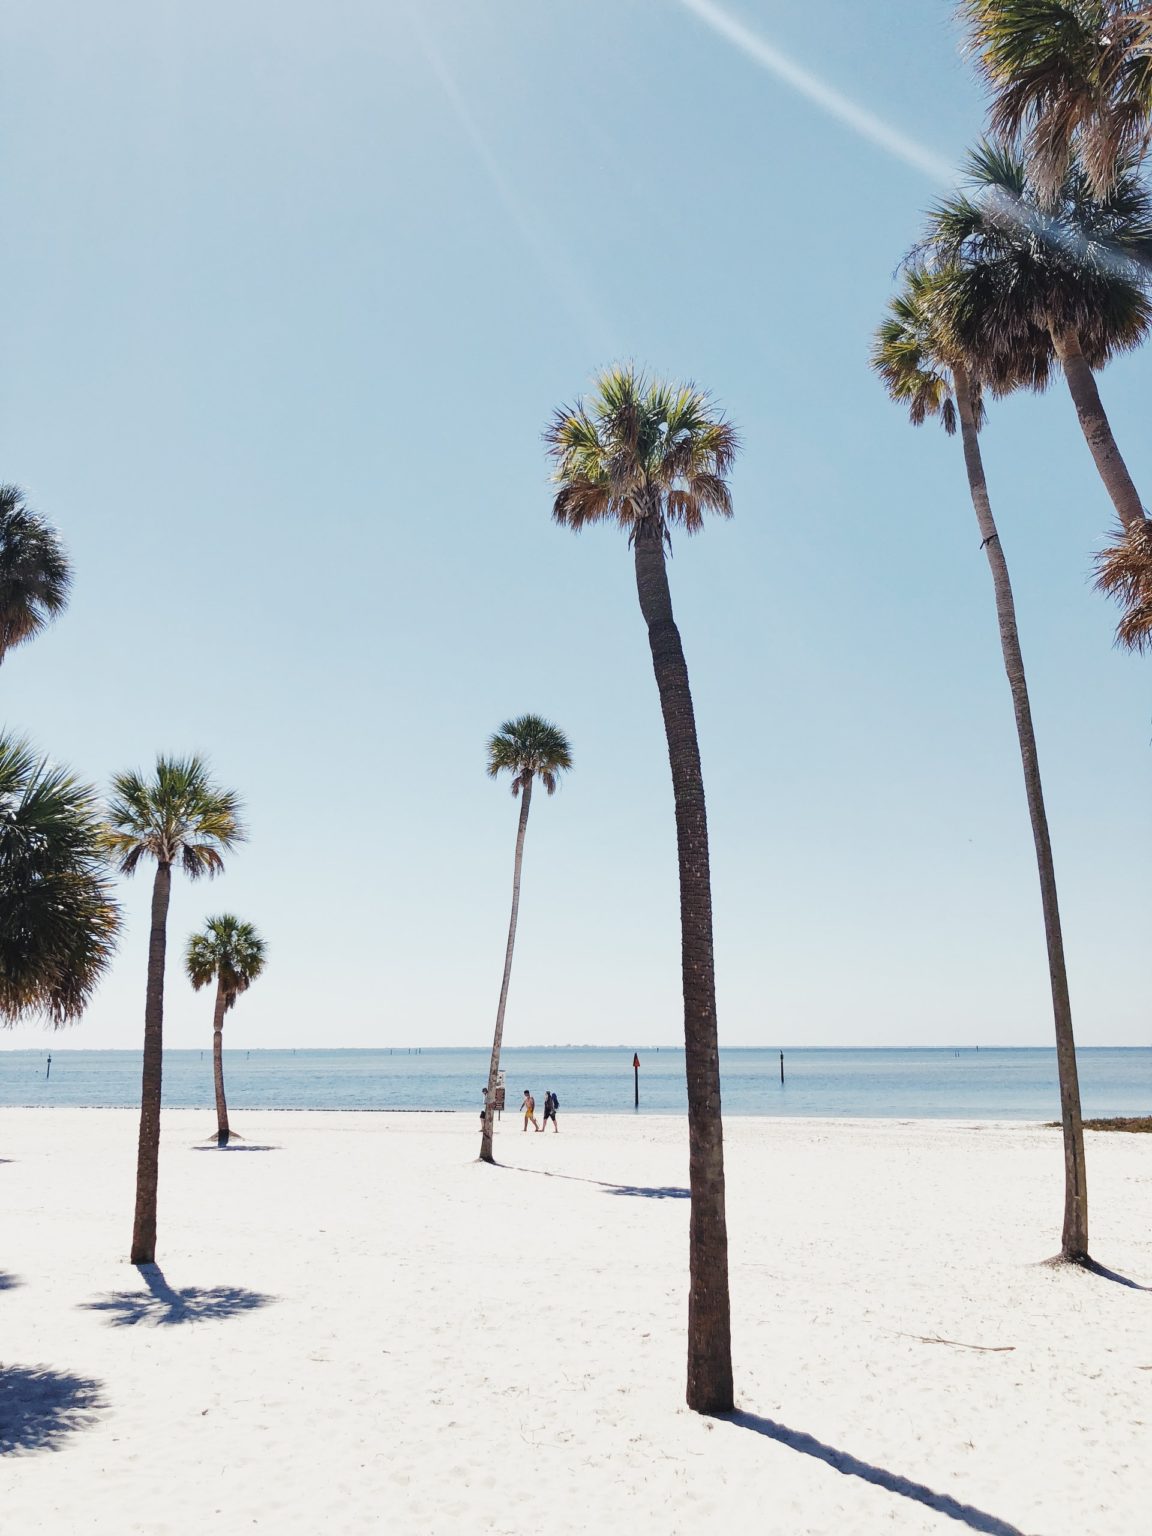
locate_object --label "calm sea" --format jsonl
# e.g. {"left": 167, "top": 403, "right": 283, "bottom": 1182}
{"left": 0, "top": 1046, "right": 1148, "bottom": 1119}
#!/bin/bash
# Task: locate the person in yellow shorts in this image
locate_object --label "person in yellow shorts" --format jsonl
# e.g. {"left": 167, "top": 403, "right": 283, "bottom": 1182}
{"left": 521, "top": 1089, "right": 539, "bottom": 1132}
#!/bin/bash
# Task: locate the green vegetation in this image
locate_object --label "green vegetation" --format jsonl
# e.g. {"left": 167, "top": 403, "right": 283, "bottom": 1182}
{"left": 0, "top": 734, "right": 120, "bottom": 1027}
{"left": 187, "top": 916, "right": 267, "bottom": 1147}
{"left": 0, "top": 485, "right": 71, "bottom": 667}
{"left": 479, "top": 715, "right": 572, "bottom": 1166}
{"left": 546, "top": 365, "right": 738, "bottom": 1415}
{"left": 106, "top": 758, "right": 246, "bottom": 1264}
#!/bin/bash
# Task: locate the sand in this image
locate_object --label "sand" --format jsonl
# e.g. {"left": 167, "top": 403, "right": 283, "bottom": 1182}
{"left": 1, "top": 1107, "right": 1149, "bottom": 1535}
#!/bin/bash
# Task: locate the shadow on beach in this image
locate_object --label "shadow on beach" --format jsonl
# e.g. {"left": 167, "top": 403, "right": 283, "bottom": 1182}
{"left": 723, "top": 1412, "right": 1028, "bottom": 1536}
{"left": 80, "top": 1264, "right": 275, "bottom": 1327}
{"left": 0, "top": 1364, "right": 106, "bottom": 1455}
{"left": 0, "top": 1272, "right": 22, "bottom": 1292}
{"left": 505, "top": 1165, "right": 690, "bottom": 1200}
{"left": 191, "top": 1144, "right": 279, "bottom": 1153}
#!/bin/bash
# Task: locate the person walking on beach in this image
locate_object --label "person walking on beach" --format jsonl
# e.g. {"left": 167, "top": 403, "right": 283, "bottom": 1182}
{"left": 522, "top": 1090, "right": 539, "bottom": 1132}
{"left": 541, "top": 1091, "right": 559, "bottom": 1133}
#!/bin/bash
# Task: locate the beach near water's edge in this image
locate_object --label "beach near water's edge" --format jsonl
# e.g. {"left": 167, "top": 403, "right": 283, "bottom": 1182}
{"left": 2, "top": 1109, "right": 1149, "bottom": 1535}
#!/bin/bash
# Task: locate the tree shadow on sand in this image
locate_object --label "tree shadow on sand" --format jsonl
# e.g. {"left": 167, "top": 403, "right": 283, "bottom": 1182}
{"left": 724, "top": 1412, "right": 1028, "bottom": 1536}
{"left": 0, "top": 1365, "right": 106, "bottom": 1454}
{"left": 1077, "top": 1258, "right": 1151, "bottom": 1292}
{"left": 0, "top": 1272, "right": 22, "bottom": 1292}
{"left": 507, "top": 1166, "right": 690, "bottom": 1200}
{"left": 191, "top": 1144, "right": 279, "bottom": 1153}
{"left": 602, "top": 1183, "right": 690, "bottom": 1200}
{"left": 80, "top": 1264, "right": 274, "bottom": 1327}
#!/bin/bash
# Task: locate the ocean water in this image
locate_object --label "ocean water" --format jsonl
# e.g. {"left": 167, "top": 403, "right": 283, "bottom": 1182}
{"left": 0, "top": 1046, "right": 1148, "bottom": 1120}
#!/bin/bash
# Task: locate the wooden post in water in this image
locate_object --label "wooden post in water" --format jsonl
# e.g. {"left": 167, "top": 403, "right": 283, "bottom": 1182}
{"left": 779, "top": 1050, "right": 784, "bottom": 1084}
{"left": 46, "top": 1054, "right": 52, "bottom": 1080}
{"left": 633, "top": 1052, "right": 640, "bottom": 1108}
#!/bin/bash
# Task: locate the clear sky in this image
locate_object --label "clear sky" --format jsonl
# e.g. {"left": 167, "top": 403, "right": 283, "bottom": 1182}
{"left": 2, "top": 0, "right": 1149, "bottom": 1052}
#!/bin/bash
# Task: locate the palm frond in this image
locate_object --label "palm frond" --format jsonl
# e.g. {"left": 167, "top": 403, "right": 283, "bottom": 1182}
{"left": 959, "top": 1, "right": 1152, "bottom": 197}
{"left": 186, "top": 915, "right": 267, "bottom": 1006}
{"left": 1, "top": 732, "right": 121, "bottom": 1026}
{"left": 1093, "top": 515, "right": 1152, "bottom": 648}
{"left": 105, "top": 755, "right": 245, "bottom": 876}
{"left": 486, "top": 715, "right": 573, "bottom": 795}
{"left": 546, "top": 365, "right": 739, "bottom": 546}
{"left": 0, "top": 486, "right": 73, "bottom": 663}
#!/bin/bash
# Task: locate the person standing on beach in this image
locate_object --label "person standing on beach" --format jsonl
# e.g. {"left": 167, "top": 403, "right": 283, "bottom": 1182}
{"left": 522, "top": 1090, "right": 539, "bottom": 1132}
{"left": 541, "top": 1091, "right": 559, "bottom": 1133}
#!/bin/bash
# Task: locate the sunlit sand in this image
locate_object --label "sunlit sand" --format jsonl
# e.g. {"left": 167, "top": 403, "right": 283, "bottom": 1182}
{"left": 3, "top": 1109, "right": 1148, "bottom": 1534}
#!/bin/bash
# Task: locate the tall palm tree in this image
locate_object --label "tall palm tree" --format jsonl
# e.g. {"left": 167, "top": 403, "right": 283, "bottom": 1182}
{"left": 930, "top": 143, "right": 1152, "bottom": 557}
{"left": 105, "top": 757, "right": 245, "bottom": 1263}
{"left": 0, "top": 486, "right": 72, "bottom": 666}
{"left": 546, "top": 366, "right": 737, "bottom": 1414}
{"left": 186, "top": 915, "right": 267, "bottom": 1147}
{"left": 479, "top": 715, "right": 572, "bottom": 1165}
{"left": 960, "top": 1, "right": 1152, "bottom": 198}
{"left": 0, "top": 733, "right": 120, "bottom": 1026}
{"left": 872, "top": 267, "right": 1090, "bottom": 1261}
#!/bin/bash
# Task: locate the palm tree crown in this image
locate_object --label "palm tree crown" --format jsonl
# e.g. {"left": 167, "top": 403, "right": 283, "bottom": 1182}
{"left": 960, "top": 0, "right": 1152, "bottom": 197}
{"left": 486, "top": 715, "right": 573, "bottom": 798}
{"left": 927, "top": 141, "right": 1152, "bottom": 363}
{"left": 1093, "top": 518, "right": 1152, "bottom": 647}
{"left": 0, "top": 733, "right": 121, "bottom": 1025}
{"left": 105, "top": 756, "right": 245, "bottom": 877}
{"left": 871, "top": 262, "right": 1051, "bottom": 425}
{"left": 0, "top": 485, "right": 72, "bottom": 664}
{"left": 545, "top": 365, "right": 738, "bottom": 546}
{"left": 186, "top": 915, "right": 266, "bottom": 1010}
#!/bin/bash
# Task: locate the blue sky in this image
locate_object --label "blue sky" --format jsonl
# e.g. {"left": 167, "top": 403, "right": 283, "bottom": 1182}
{"left": 2, "top": 0, "right": 1149, "bottom": 1051}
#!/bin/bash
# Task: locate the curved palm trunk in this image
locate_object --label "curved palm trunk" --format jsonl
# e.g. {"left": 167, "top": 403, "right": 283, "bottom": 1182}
{"left": 212, "top": 982, "right": 230, "bottom": 1147}
{"left": 955, "top": 366, "right": 1089, "bottom": 1261}
{"left": 479, "top": 778, "right": 533, "bottom": 1164}
{"left": 130, "top": 860, "right": 171, "bottom": 1264}
{"left": 1050, "top": 326, "right": 1147, "bottom": 533}
{"left": 633, "top": 520, "right": 733, "bottom": 1415}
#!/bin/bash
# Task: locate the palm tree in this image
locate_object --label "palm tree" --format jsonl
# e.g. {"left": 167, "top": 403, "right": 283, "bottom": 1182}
{"left": 0, "top": 733, "right": 120, "bottom": 1026}
{"left": 0, "top": 486, "right": 72, "bottom": 666}
{"left": 105, "top": 757, "right": 245, "bottom": 1263}
{"left": 1093, "top": 516, "right": 1152, "bottom": 645}
{"left": 186, "top": 915, "right": 267, "bottom": 1146}
{"left": 959, "top": 1, "right": 1152, "bottom": 198}
{"left": 872, "top": 267, "right": 1090, "bottom": 1261}
{"left": 930, "top": 143, "right": 1152, "bottom": 560}
{"left": 546, "top": 365, "right": 737, "bottom": 1414}
{"left": 479, "top": 715, "right": 572, "bottom": 1165}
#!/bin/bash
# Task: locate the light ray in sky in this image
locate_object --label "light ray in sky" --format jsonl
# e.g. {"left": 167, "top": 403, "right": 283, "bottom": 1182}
{"left": 677, "top": 0, "right": 956, "bottom": 184}
{"left": 408, "top": 10, "right": 619, "bottom": 360}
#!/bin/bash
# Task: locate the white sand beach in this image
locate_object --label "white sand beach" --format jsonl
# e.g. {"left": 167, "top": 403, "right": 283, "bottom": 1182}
{"left": 2, "top": 1108, "right": 1149, "bottom": 1535}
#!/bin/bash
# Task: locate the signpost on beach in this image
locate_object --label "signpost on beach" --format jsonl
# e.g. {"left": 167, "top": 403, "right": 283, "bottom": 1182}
{"left": 633, "top": 1053, "right": 640, "bottom": 1108}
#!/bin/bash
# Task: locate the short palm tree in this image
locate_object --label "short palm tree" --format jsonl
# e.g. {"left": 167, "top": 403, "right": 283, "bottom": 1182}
{"left": 960, "top": 1, "right": 1152, "bottom": 198}
{"left": 0, "top": 486, "right": 72, "bottom": 666}
{"left": 546, "top": 365, "right": 737, "bottom": 1414}
{"left": 479, "top": 715, "right": 572, "bottom": 1165}
{"left": 930, "top": 143, "right": 1152, "bottom": 562}
{"left": 0, "top": 734, "right": 120, "bottom": 1026}
{"left": 186, "top": 915, "right": 267, "bottom": 1147}
{"left": 872, "top": 266, "right": 1090, "bottom": 1261}
{"left": 105, "top": 756, "right": 245, "bottom": 1263}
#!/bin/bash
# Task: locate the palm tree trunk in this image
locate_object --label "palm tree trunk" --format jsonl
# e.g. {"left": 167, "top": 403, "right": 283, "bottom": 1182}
{"left": 1050, "top": 325, "right": 1147, "bottom": 532}
{"left": 130, "top": 860, "right": 171, "bottom": 1264}
{"left": 955, "top": 366, "right": 1089, "bottom": 1261}
{"left": 479, "top": 778, "right": 533, "bottom": 1164}
{"left": 212, "top": 982, "right": 230, "bottom": 1147}
{"left": 633, "top": 519, "right": 733, "bottom": 1415}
